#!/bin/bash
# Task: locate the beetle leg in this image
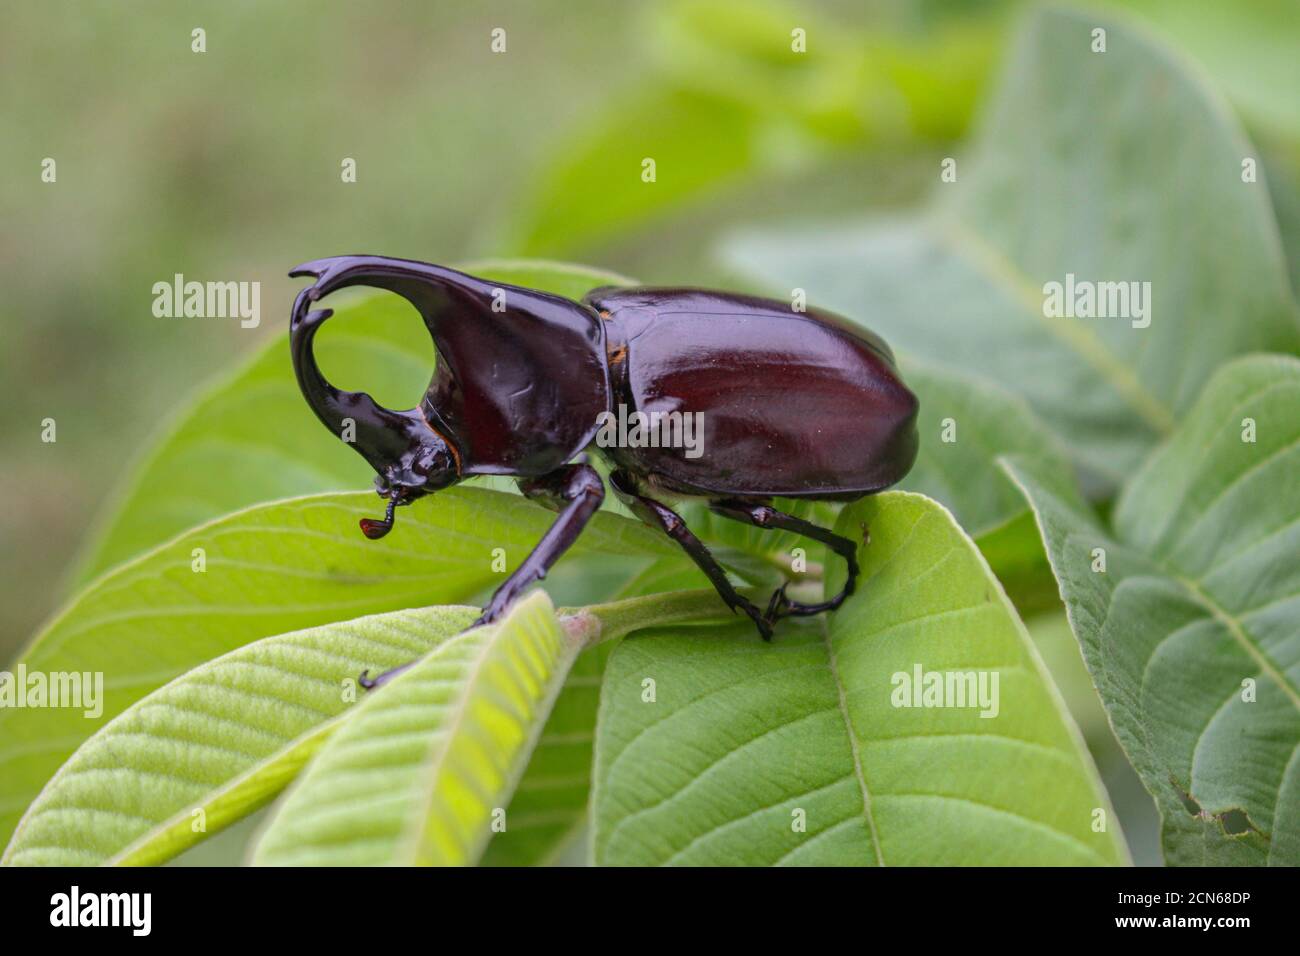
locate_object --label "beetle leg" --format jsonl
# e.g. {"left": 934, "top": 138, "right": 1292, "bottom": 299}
{"left": 609, "top": 470, "right": 773, "bottom": 641}
{"left": 358, "top": 463, "right": 606, "bottom": 691}
{"left": 707, "top": 500, "right": 860, "bottom": 624}
{"left": 476, "top": 463, "right": 606, "bottom": 624}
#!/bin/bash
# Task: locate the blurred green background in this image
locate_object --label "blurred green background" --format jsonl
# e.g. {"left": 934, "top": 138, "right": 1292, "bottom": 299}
{"left": 2, "top": 0, "right": 1298, "bottom": 865}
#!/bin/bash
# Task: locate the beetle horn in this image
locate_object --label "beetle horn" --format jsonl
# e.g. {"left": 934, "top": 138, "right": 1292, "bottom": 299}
{"left": 288, "top": 255, "right": 610, "bottom": 477}
{"left": 289, "top": 284, "right": 425, "bottom": 473}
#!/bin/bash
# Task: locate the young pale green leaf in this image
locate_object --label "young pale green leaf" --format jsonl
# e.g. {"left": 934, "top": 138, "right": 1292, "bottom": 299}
{"left": 478, "top": 642, "right": 613, "bottom": 866}
{"left": 74, "top": 260, "right": 636, "bottom": 584}
{"left": 1004, "top": 353, "right": 1300, "bottom": 865}
{"left": 2, "top": 583, "right": 741, "bottom": 868}
{"left": 0, "top": 489, "right": 673, "bottom": 849}
{"left": 724, "top": 5, "right": 1300, "bottom": 483}
{"left": 250, "top": 592, "right": 579, "bottom": 866}
{"left": 479, "top": 559, "right": 719, "bottom": 866}
{"left": 1, "top": 606, "right": 479, "bottom": 867}
{"left": 592, "top": 491, "right": 1127, "bottom": 866}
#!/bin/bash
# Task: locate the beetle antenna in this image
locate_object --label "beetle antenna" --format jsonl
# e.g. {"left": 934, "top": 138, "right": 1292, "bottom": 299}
{"left": 359, "top": 494, "right": 399, "bottom": 540}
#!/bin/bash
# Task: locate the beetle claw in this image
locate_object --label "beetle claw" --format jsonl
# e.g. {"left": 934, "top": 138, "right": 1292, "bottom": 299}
{"left": 764, "top": 583, "right": 792, "bottom": 625}
{"left": 357, "top": 660, "right": 416, "bottom": 691}
{"left": 471, "top": 602, "right": 505, "bottom": 630}
{"left": 738, "top": 601, "right": 774, "bottom": 641}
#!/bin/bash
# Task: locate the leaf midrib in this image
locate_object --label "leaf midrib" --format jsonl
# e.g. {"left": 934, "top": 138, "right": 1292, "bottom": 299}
{"left": 1114, "top": 372, "right": 1300, "bottom": 711}
{"left": 400, "top": 629, "right": 499, "bottom": 865}
{"left": 932, "top": 215, "right": 1176, "bottom": 437}
{"left": 820, "top": 618, "right": 884, "bottom": 866}
{"left": 1175, "top": 573, "right": 1300, "bottom": 712}
{"left": 111, "top": 718, "right": 340, "bottom": 866}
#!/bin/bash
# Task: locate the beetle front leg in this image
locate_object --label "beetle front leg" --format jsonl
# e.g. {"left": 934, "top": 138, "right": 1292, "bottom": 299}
{"left": 474, "top": 463, "right": 606, "bottom": 625}
{"left": 358, "top": 463, "right": 605, "bottom": 690}
{"left": 708, "top": 500, "right": 860, "bottom": 624}
{"left": 608, "top": 470, "right": 773, "bottom": 641}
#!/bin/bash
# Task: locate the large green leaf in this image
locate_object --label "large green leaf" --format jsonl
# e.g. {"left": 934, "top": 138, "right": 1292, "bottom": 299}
{"left": 250, "top": 592, "right": 578, "bottom": 866}
{"left": 592, "top": 491, "right": 1127, "bottom": 865}
{"left": 0, "top": 489, "right": 672, "bottom": 848}
{"left": 73, "top": 260, "right": 636, "bottom": 584}
{"left": 3, "top": 585, "right": 748, "bottom": 868}
{"left": 723, "top": 5, "right": 1300, "bottom": 483}
{"left": 1004, "top": 354, "right": 1300, "bottom": 865}
{"left": 478, "top": 642, "right": 613, "bottom": 866}
{"left": 479, "top": 560, "right": 722, "bottom": 866}
{"left": 2, "top": 606, "right": 478, "bottom": 866}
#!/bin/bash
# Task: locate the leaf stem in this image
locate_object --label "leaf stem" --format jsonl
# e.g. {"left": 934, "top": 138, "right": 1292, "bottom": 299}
{"left": 558, "top": 588, "right": 758, "bottom": 648}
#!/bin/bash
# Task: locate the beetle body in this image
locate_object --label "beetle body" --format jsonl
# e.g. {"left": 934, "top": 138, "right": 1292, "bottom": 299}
{"left": 289, "top": 256, "right": 918, "bottom": 687}
{"left": 589, "top": 286, "right": 917, "bottom": 500}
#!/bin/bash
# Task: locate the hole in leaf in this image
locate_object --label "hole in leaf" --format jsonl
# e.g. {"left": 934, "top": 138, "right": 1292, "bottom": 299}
{"left": 1171, "top": 779, "right": 1202, "bottom": 817}
{"left": 1217, "top": 809, "right": 1258, "bottom": 837}
{"left": 1170, "top": 776, "right": 1263, "bottom": 838}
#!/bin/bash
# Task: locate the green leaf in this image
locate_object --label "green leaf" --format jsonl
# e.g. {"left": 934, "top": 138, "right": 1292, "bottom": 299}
{"left": 1118, "top": 0, "right": 1300, "bottom": 143}
{"left": 899, "top": 360, "right": 1074, "bottom": 540}
{"left": 592, "top": 491, "right": 1127, "bottom": 865}
{"left": 900, "top": 361, "right": 1077, "bottom": 612}
{"left": 1003, "top": 353, "right": 1300, "bottom": 865}
{"left": 507, "top": 87, "right": 767, "bottom": 258}
{"left": 250, "top": 592, "right": 579, "bottom": 866}
{"left": 478, "top": 643, "right": 613, "bottom": 866}
{"left": 478, "top": 561, "right": 725, "bottom": 866}
{"left": 2, "top": 606, "right": 478, "bottom": 866}
{"left": 3, "top": 586, "right": 745, "bottom": 868}
{"left": 503, "top": 0, "right": 857, "bottom": 257}
{"left": 502, "top": 0, "right": 995, "bottom": 257}
{"left": 723, "top": 5, "right": 1300, "bottom": 482}
{"left": 0, "top": 489, "right": 673, "bottom": 848}
{"left": 73, "top": 260, "right": 636, "bottom": 584}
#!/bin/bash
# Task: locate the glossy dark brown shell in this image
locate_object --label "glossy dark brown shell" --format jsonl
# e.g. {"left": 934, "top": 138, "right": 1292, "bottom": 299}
{"left": 586, "top": 287, "right": 918, "bottom": 499}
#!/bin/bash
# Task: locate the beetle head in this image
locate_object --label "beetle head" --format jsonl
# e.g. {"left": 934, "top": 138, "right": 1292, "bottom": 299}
{"left": 357, "top": 425, "right": 459, "bottom": 539}
{"left": 289, "top": 284, "right": 460, "bottom": 540}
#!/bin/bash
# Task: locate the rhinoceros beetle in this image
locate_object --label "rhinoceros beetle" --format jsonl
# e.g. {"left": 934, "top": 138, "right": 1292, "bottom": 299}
{"left": 289, "top": 255, "right": 918, "bottom": 688}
